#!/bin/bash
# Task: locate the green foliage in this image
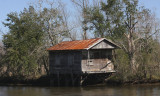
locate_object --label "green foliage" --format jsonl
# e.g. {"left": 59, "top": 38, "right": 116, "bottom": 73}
{"left": 1, "top": 4, "right": 69, "bottom": 78}
{"left": 84, "top": 0, "right": 126, "bottom": 40}
{"left": 85, "top": 0, "right": 160, "bottom": 82}
{"left": 84, "top": 6, "right": 108, "bottom": 38}
{"left": 113, "top": 49, "right": 130, "bottom": 81}
{"left": 2, "top": 6, "right": 44, "bottom": 76}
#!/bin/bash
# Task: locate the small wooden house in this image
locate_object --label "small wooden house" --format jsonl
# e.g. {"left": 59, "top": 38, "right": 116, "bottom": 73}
{"left": 47, "top": 38, "right": 119, "bottom": 86}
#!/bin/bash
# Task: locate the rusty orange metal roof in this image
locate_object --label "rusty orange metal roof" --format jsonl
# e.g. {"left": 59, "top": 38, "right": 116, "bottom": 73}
{"left": 47, "top": 38, "right": 120, "bottom": 51}
{"left": 47, "top": 38, "right": 105, "bottom": 51}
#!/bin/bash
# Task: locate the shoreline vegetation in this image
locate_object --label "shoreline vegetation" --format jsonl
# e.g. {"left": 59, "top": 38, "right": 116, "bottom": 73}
{"left": 1, "top": 0, "right": 160, "bottom": 87}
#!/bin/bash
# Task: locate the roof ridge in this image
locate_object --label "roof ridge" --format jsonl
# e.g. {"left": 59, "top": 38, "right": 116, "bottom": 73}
{"left": 63, "top": 38, "right": 102, "bottom": 42}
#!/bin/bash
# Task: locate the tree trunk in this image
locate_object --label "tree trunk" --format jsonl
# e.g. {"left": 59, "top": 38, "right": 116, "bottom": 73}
{"left": 129, "top": 54, "right": 137, "bottom": 73}
{"left": 43, "top": 56, "right": 49, "bottom": 75}
{"left": 127, "top": 26, "right": 137, "bottom": 73}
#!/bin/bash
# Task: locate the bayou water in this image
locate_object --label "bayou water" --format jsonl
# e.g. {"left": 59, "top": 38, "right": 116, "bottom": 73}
{"left": 0, "top": 84, "right": 160, "bottom": 96}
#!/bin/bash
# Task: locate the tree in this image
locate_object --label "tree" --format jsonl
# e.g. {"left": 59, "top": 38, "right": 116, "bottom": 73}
{"left": 71, "top": 0, "right": 90, "bottom": 40}
{"left": 122, "top": 0, "right": 160, "bottom": 73}
{"left": 83, "top": 0, "right": 126, "bottom": 39}
{"left": 2, "top": 0, "right": 72, "bottom": 77}
{"left": 2, "top": 6, "right": 44, "bottom": 77}
{"left": 32, "top": 0, "right": 71, "bottom": 75}
{"left": 84, "top": 0, "right": 160, "bottom": 74}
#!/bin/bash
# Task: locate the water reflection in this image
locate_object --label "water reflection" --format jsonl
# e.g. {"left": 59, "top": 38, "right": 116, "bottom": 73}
{"left": 0, "top": 84, "right": 160, "bottom": 96}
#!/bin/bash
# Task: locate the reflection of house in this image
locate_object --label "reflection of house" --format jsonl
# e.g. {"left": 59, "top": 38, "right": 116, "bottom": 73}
{"left": 47, "top": 38, "right": 119, "bottom": 86}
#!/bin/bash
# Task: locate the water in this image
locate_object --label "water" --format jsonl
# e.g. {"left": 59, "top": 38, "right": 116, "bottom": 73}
{"left": 0, "top": 84, "right": 160, "bottom": 96}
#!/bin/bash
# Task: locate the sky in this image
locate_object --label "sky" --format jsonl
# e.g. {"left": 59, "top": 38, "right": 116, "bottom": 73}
{"left": 0, "top": 0, "right": 160, "bottom": 39}
{"left": 0, "top": 0, "right": 31, "bottom": 38}
{"left": 139, "top": 0, "right": 160, "bottom": 18}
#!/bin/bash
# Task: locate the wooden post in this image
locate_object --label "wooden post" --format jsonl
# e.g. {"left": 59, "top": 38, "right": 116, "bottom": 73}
{"left": 71, "top": 73, "right": 74, "bottom": 86}
{"left": 57, "top": 71, "right": 60, "bottom": 86}
{"left": 52, "top": 75, "right": 54, "bottom": 86}
{"left": 87, "top": 50, "right": 90, "bottom": 70}
{"left": 80, "top": 75, "right": 83, "bottom": 86}
{"left": 50, "top": 74, "right": 54, "bottom": 86}
{"left": 65, "top": 74, "right": 69, "bottom": 86}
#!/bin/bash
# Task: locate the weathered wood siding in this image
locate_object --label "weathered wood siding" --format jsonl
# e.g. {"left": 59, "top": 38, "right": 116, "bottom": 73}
{"left": 91, "top": 40, "right": 115, "bottom": 49}
{"left": 49, "top": 51, "right": 82, "bottom": 74}
{"left": 81, "top": 50, "right": 115, "bottom": 73}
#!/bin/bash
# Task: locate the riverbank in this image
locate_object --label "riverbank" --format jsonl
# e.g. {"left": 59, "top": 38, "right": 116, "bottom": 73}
{"left": 105, "top": 78, "right": 160, "bottom": 86}
{"left": 0, "top": 75, "right": 160, "bottom": 86}
{"left": 0, "top": 75, "right": 50, "bottom": 86}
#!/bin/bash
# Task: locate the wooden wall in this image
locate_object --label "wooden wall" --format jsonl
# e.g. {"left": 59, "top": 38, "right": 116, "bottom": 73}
{"left": 49, "top": 51, "right": 82, "bottom": 75}
{"left": 81, "top": 49, "right": 115, "bottom": 73}
{"left": 91, "top": 40, "right": 115, "bottom": 49}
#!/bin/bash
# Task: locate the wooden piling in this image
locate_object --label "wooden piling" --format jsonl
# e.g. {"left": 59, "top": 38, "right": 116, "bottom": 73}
{"left": 57, "top": 72, "right": 60, "bottom": 86}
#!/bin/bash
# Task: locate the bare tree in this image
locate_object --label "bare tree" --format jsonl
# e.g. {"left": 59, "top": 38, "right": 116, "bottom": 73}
{"left": 29, "top": 0, "right": 78, "bottom": 75}
{"left": 71, "top": 0, "right": 90, "bottom": 40}
{"left": 120, "top": 7, "right": 160, "bottom": 73}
